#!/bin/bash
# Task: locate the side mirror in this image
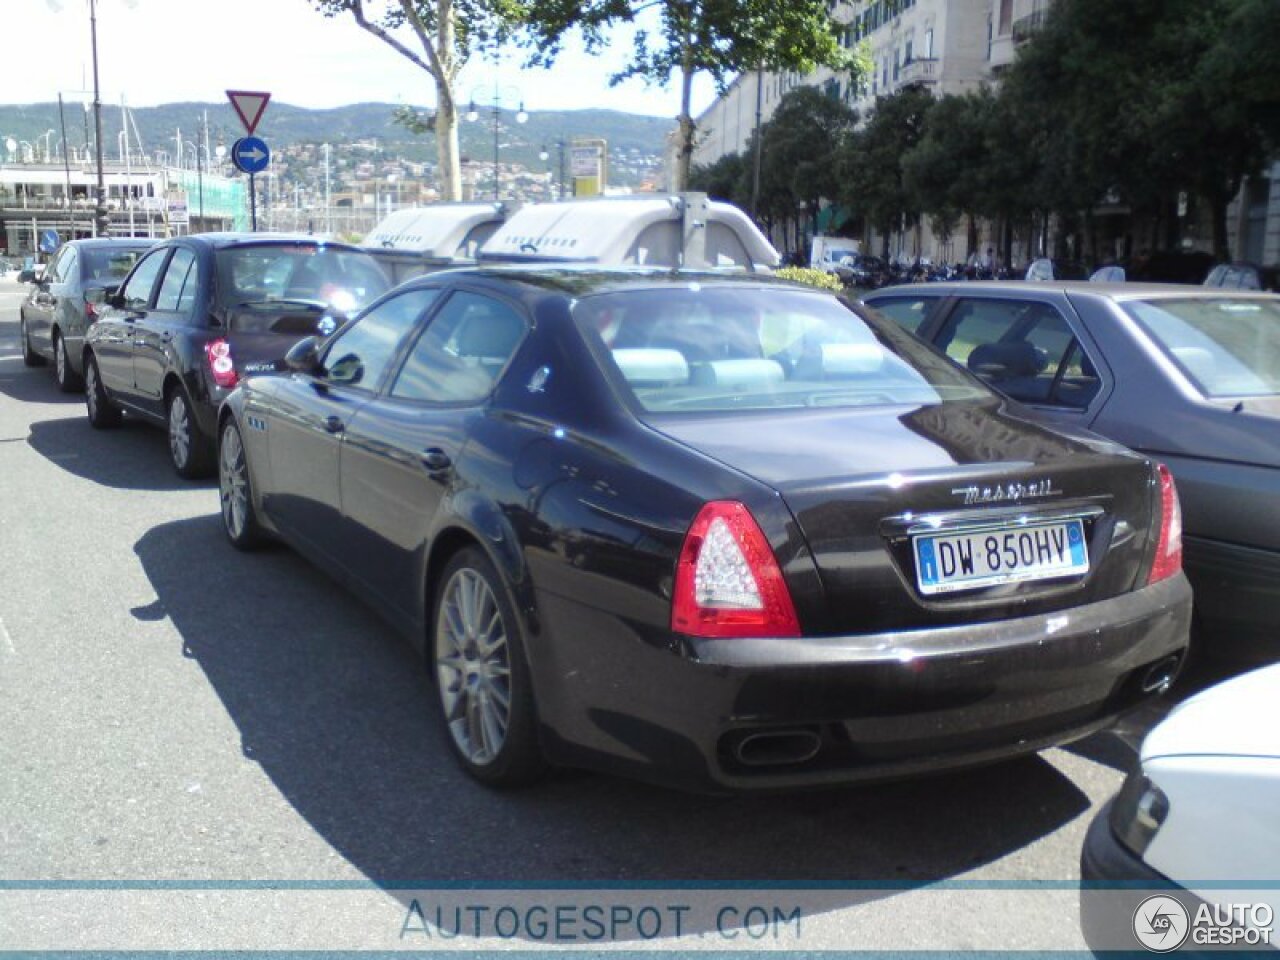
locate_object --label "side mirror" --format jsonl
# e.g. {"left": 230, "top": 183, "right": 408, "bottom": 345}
{"left": 17, "top": 269, "right": 35, "bottom": 283}
{"left": 284, "top": 336, "right": 324, "bottom": 375}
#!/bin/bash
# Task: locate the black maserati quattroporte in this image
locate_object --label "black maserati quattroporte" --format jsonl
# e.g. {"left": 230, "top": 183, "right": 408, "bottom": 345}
{"left": 217, "top": 267, "right": 1191, "bottom": 791}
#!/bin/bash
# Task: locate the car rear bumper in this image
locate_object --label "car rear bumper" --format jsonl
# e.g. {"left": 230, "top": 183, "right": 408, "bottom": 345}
{"left": 534, "top": 574, "right": 1192, "bottom": 792}
{"left": 1184, "top": 535, "right": 1280, "bottom": 661}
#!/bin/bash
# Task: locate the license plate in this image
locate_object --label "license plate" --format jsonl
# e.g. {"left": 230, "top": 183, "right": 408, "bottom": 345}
{"left": 913, "top": 519, "right": 1089, "bottom": 595}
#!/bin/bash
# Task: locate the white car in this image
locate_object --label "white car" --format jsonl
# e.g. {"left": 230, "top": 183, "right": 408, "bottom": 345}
{"left": 1081, "top": 664, "right": 1280, "bottom": 951}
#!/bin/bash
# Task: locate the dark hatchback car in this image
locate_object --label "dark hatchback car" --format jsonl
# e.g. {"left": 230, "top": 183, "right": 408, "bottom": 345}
{"left": 19, "top": 238, "right": 153, "bottom": 391}
{"left": 864, "top": 281, "right": 1280, "bottom": 661}
{"left": 84, "top": 234, "right": 390, "bottom": 477}
{"left": 218, "top": 268, "right": 1190, "bottom": 793}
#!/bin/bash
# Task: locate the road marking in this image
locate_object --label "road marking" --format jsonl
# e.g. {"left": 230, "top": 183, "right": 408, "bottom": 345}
{"left": 0, "top": 617, "right": 14, "bottom": 656}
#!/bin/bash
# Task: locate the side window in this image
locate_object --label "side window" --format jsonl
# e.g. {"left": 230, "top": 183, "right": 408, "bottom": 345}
{"left": 153, "top": 248, "right": 198, "bottom": 316}
{"left": 59, "top": 248, "right": 78, "bottom": 285}
{"left": 868, "top": 296, "right": 938, "bottom": 335}
{"left": 390, "top": 291, "right": 527, "bottom": 404}
{"left": 121, "top": 249, "right": 169, "bottom": 311}
{"left": 939, "top": 298, "right": 1098, "bottom": 408}
{"left": 323, "top": 288, "right": 440, "bottom": 390}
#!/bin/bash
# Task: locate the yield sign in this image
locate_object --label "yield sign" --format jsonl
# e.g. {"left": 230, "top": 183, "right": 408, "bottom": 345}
{"left": 226, "top": 90, "right": 271, "bottom": 136}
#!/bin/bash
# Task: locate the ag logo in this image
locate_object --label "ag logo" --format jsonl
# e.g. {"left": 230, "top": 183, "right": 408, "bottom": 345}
{"left": 1133, "top": 895, "right": 1190, "bottom": 952}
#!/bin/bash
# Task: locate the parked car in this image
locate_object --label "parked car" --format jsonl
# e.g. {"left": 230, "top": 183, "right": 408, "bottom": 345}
{"left": 863, "top": 281, "right": 1280, "bottom": 661}
{"left": 217, "top": 266, "right": 1189, "bottom": 792}
{"left": 84, "top": 233, "right": 391, "bottom": 477}
{"left": 1080, "top": 664, "right": 1280, "bottom": 952}
{"left": 18, "top": 238, "right": 154, "bottom": 391}
{"left": 1203, "top": 261, "right": 1279, "bottom": 292}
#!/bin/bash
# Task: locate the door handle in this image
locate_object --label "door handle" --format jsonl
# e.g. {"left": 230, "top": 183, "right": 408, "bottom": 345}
{"left": 324, "top": 415, "right": 345, "bottom": 434}
{"left": 420, "top": 448, "right": 452, "bottom": 472}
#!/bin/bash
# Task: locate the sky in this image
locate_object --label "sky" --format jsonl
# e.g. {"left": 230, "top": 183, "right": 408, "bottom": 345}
{"left": 11, "top": 0, "right": 716, "bottom": 120}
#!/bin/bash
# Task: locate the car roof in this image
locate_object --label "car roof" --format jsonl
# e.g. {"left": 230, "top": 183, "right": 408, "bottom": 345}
{"left": 65, "top": 237, "right": 154, "bottom": 249}
{"left": 864, "top": 280, "right": 1280, "bottom": 302}
{"left": 173, "top": 232, "right": 369, "bottom": 252}
{"left": 398, "top": 263, "right": 818, "bottom": 297}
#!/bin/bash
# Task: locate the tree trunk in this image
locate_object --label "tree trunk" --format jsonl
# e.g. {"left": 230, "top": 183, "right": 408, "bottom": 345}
{"left": 673, "top": 45, "right": 695, "bottom": 192}
{"left": 435, "top": 96, "right": 461, "bottom": 201}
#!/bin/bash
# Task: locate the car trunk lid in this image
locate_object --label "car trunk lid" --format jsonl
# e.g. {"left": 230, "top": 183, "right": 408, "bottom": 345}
{"left": 651, "top": 399, "right": 1157, "bottom": 634}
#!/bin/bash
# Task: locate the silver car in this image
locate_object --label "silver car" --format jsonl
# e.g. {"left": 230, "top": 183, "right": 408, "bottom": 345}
{"left": 20, "top": 238, "right": 154, "bottom": 391}
{"left": 864, "top": 281, "right": 1280, "bottom": 662}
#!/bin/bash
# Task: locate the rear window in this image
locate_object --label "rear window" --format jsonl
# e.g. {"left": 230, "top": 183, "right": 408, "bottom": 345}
{"left": 576, "top": 285, "right": 988, "bottom": 413}
{"left": 216, "top": 244, "right": 389, "bottom": 313}
{"left": 82, "top": 247, "right": 147, "bottom": 283}
{"left": 1123, "top": 297, "right": 1280, "bottom": 398}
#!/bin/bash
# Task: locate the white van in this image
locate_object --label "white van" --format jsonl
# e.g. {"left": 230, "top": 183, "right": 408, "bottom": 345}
{"left": 362, "top": 202, "right": 510, "bottom": 284}
{"left": 477, "top": 193, "right": 779, "bottom": 272}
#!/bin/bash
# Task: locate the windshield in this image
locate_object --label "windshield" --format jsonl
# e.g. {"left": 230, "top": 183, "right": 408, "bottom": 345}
{"left": 83, "top": 246, "right": 147, "bottom": 283}
{"left": 215, "top": 244, "right": 389, "bottom": 314}
{"left": 1123, "top": 297, "right": 1280, "bottom": 397}
{"left": 576, "top": 286, "right": 988, "bottom": 413}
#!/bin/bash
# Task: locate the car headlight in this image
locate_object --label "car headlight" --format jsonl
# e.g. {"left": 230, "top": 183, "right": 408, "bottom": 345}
{"left": 1110, "top": 770, "right": 1170, "bottom": 857}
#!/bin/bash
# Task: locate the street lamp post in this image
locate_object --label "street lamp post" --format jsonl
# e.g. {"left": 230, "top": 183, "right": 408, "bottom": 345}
{"left": 466, "top": 85, "right": 528, "bottom": 201}
{"left": 89, "top": 0, "right": 109, "bottom": 237}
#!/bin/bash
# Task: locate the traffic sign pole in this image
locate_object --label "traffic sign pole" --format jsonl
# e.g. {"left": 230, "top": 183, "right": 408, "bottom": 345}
{"left": 249, "top": 173, "right": 258, "bottom": 231}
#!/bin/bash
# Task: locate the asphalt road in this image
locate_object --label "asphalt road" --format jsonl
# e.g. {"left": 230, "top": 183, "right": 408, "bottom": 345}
{"left": 0, "top": 278, "right": 1231, "bottom": 948}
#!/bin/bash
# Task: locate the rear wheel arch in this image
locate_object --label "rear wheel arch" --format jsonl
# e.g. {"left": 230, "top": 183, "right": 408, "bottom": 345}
{"left": 422, "top": 512, "right": 534, "bottom": 659}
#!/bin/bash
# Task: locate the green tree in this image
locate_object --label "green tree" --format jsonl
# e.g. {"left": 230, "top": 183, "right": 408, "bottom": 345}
{"left": 689, "top": 151, "right": 747, "bottom": 206}
{"left": 311, "top": 0, "right": 526, "bottom": 202}
{"left": 838, "top": 86, "right": 933, "bottom": 256}
{"left": 756, "top": 86, "right": 857, "bottom": 231}
{"left": 1001, "top": 0, "right": 1275, "bottom": 258}
{"left": 519, "top": 0, "right": 864, "bottom": 190}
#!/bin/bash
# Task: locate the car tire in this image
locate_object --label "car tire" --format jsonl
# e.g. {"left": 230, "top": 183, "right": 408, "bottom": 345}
{"left": 166, "top": 386, "right": 214, "bottom": 479}
{"left": 432, "top": 547, "right": 546, "bottom": 788}
{"left": 20, "top": 314, "right": 45, "bottom": 367}
{"left": 53, "top": 332, "right": 83, "bottom": 393}
{"left": 84, "top": 354, "right": 121, "bottom": 428}
{"left": 217, "top": 417, "right": 265, "bottom": 551}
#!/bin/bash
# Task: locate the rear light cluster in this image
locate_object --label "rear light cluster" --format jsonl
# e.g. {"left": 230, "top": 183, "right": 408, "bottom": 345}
{"left": 672, "top": 501, "right": 800, "bottom": 638}
{"left": 1147, "top": 463, "right": 1183, "bottom": 585}
{"left": 204, "top": 338, "right": 239, "bottom": 390}
{"left": 84, "top": 298, "right": 98, "bottom": 323}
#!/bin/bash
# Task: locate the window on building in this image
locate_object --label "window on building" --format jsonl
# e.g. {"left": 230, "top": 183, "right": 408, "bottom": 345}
{"left": 904, "top": 39, "right": 913, "bottom": 64}
{"left": 924, "top": 27, "right": 934, "bottom": 58}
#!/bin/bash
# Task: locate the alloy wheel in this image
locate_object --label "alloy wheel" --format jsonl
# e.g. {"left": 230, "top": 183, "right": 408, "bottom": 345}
{"left": 168, "top": 393, "right": 191, "bottom": 469}
{"left": 219, "top": 424, "right": 248, "bottom": 540}
{"left": 85, "top": 364, "right": 98, "bottom": 419}
{"left": 55, "top": 336, "right": 66, "bottom": 383}
{"left": 435, "top": 568, "right": 512, "bottom": 766}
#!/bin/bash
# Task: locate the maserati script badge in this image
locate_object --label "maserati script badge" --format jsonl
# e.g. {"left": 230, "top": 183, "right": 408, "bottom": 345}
{"left": 951, "top": 478, "right": 1061, "bottom": 505}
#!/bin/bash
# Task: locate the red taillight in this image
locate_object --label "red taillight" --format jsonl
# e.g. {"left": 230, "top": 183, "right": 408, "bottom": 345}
{"left": 84, "top": 298, "right": 98, "bottom": 322}
{"left": 671, "top": 501, "right": 801, "bottom": 638}
{"left": 204, "top": 338, "right": 239, "bottom": 389}
{"left": 1148, "top": 463, "right": 1183, "bottom": 584}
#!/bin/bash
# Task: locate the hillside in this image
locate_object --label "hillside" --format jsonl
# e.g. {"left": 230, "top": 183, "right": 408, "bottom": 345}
{"left": 0, "top": 100, "right": 672, "bottom": 183}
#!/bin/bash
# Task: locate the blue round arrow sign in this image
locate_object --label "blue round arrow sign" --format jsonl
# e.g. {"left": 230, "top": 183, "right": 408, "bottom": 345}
{"left": 231, "top": 135, "right": 270, "bottom": 174}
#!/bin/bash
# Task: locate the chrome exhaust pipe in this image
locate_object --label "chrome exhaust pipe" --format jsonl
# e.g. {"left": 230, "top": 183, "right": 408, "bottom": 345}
{"left": 733, "top": 729, "right": 822, "bottom": 767}
{"left": 1141, "top": 655, "right": 1181, "bottom": 694}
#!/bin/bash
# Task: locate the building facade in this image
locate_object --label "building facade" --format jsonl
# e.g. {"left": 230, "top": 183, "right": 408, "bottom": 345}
{"left": 0, "top": 160, "right": 246, "bottom": 259}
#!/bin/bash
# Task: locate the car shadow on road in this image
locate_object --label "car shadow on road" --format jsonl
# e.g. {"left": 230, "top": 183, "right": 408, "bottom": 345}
{"left": 27, "top": 416, "right": 214, "bottom": 492}
{"left": 0, "top": 361, "right": 84, "bottom": 405}
{"left": 134, "top": 515, "right": 1096, "bottom": 938}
